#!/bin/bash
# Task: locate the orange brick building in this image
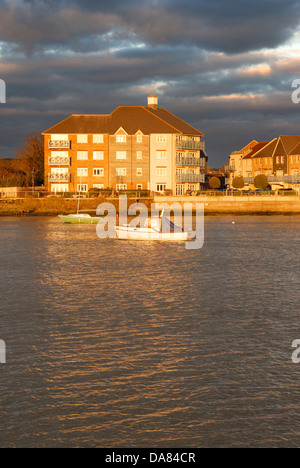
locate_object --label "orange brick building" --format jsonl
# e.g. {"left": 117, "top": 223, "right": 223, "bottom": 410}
{"left": 42, "top": 95, "right": 207, "bottom": 194}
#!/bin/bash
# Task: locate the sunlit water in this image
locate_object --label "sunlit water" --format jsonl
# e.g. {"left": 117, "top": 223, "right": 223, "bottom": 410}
{"left": 0, "top": 215, "right": 300, "bottom": 448}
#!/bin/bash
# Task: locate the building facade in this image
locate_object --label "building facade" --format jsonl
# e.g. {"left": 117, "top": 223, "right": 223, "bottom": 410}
{"left": 43, "top": 95, "right": 207, "bottom": 195}
{"left": 226, "top": 135, "right": 300, "bottom": 190}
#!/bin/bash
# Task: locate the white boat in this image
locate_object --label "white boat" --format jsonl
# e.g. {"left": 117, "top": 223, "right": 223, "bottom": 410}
{"left": 116, "top": 214, "right": 191, "bottom": 241}
{"left": 58, "top": 213, "right": 103, "bottom": 224}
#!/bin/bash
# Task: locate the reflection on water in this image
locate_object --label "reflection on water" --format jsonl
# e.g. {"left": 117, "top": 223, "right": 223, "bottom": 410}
{"left": 0, "top": 216, "right": 300, "bottom": 447}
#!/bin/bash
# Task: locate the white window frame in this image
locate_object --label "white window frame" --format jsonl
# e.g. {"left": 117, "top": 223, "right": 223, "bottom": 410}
{"left": 116, "top": 184, "right": 127, "bottom": 191}
{"left": 77, "top": 184, "right": 88, "bottom": 193}
{"left": 51, "top": 134, "right": 69, "bottom": 141}
{"left": 93, "top": 168, "right": 104, "bottom": 177}
{"left": 51, "top": 184, "right": 69, "bottom": 193}
{"left": 116, "top": 134, "right": 127, "bottom": 143}
{"left": 156, "top": 184, "right": 167, "bottom": 192}
{"left": 93, "top": 184, "right": 104, "bottom": 189}
{"left": 77, "top": 134, "right": 88, "bottom": 144}
{"left": 93, "top": 134, "right": 104, "bottom": 144}
{"left": 136, "top": 168, "right": 143, "bottom": 177}
{"left": 93, "top": 151, "right": 104, "bottom": 160}
{"left": 156, "top": 151, "right": 167, "bottom": 160}
{"left": 156, "top": 135, "right": 167, "bottom": 143}
{"left": 116, "top": 151, "right": 127, "bottom": 160}
{"left": 116, "top": 168, "right": 127, "bottom": 176}
{"left": 137, "top": 151, "right": 143, "bottom": 160}
{"left": 77, "top": 168, "right": 88, "bottom": 177}
{"left": 156, "top": 167, "right": 167, "bottom": 177}
{"left": 77, "top": 151, "right": 88, "bottom": 160}
{"left": 137, "top": 134, "right": 143, "bottom": 143}
{"left": 136, "top": 184, "right": 143, "bottom": 190}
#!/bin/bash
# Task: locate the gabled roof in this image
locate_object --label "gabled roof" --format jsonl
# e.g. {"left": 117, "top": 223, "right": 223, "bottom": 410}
{"left": 42, "top": 105, "right": 204, "bottom": 136}
{"left": 289, "top": 141, "right": 300, "bottom": 155}
{"left": 279, "top": 135, "right": 300, "bottom": 155}
{"left": 252, "top": 138, "right": 278, "bottom": 158}
{"left": 243, "top": 141, "right": 270, "bottom": 159}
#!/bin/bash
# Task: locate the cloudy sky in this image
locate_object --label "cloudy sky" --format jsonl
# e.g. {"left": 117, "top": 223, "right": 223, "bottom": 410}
{"left": 0, "top": 0, "right": 300, "bottom": 166}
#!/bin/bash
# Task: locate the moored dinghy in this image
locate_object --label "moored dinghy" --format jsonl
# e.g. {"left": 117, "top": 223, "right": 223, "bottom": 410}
{"left": 58, "top": 213, "right": 103, "bottom": 224}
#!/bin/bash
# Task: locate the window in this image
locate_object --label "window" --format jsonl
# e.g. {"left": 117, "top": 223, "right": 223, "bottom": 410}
{"left": 93, "top": 168, "right": 104, "bottom": 177}
{"left": 137, "top": 184, "right": 143, "bottom": 190}
{"left": 281, "top": 156, "right": 285, "bottom": 164}
{"left": 77, "top": 168, "right": 88, "bottom": 177}
{"left": 93, "top": 184, "right": 104, "bottom": 189}
{"left": 77, "top": 134, "right": 88, "bottom": 143}
{"left": 137, "top": 151, "right": 143, "bottom": 160}
{"left": 93, "top": 134, "right": 104, "bottom": 144}
{"left": 51, "top": 151, "right": 69, "bottom": 158}
{"left": 93, "top": 151, "right": 104, "bottom": 160}
{"left": 276, "top": 156, "right": 280, "bottom": 164}
{"left": 156, "top": 151, "right": 167, "bottom": 160}
{"left": 116, "top": 151, "right": 127, "bottom": 160}
{"left": 156, "top": 135, "right": 167, "bottom": 143}
{"left": 156, "top": 184, "right": 167, "bottom": 192}
{"left": 137, "top": 134, "right": 143, "bottom": 143}
{"left": 77, "top": 151, "right": 88, "bottom": 160}
{"left": 116, "top": 184, "right": 127, "bottom": 191}
{"left": 116, "top": 134, "right": 127, "bottom": 143}
{"left": 156, "top": 167, "right": 167, "bottom": 177}
{"left": 51, "top": 134, "right": 68, "bottom": 141}
{"left": 51, "top": 168, "right": 68, "bottom": 175}
{"left": 77, "top": 184, "right": 88, "bottom": 192}
{"left": 51, "top": 184, "right": 69, "bottom": 193}
{"left": 137, "top": 168, "right": 142, "bottom": 177}
{"left": 116, "top": 168, "right": 127, "bottom": 176}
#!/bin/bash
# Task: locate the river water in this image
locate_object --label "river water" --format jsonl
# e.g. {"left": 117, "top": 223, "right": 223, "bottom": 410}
{"left": 0, "top": 215, "right": 300, "bottom": 448}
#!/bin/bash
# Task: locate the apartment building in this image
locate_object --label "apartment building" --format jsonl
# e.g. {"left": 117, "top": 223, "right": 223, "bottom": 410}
{"left": 42, "top": 95, "right": 207, "bottom": 195}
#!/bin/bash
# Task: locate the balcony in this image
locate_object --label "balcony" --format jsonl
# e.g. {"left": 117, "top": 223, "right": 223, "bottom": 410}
{"left": 176, "top": 138, "right": 204, "bottom": 151}
{"left": 176, "top": 155, "right": 206, "bottom": 167}
{"left": 224, "top": 164, "right": 236, "bottom": 173}
{"left": 48, "top": 156, "right": 71, "bottom": 166}
{"left": 48, "top": 140, "right": 71, "bottom": 150}
{"left": 49, "top": 173, "right": 71, "bottom": 183}
{"left": 244, "top": 175, "right": 300, "bottom": 184}
{"left": 176, "top": 173, "right": 205, "bottom": 183}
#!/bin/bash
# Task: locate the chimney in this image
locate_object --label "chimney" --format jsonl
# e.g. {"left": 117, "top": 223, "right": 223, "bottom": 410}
{"left": 147, "top": 94, "right": 158, "bottom": 110}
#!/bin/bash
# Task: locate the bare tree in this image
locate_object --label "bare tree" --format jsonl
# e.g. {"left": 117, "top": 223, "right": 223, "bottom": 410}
{"left": 17, "top": 133, "right": 44, "bottom": 187}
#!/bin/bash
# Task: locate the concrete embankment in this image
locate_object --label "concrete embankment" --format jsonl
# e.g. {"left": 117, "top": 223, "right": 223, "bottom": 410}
{"left": 153, "top": 196, "right": 300, "bottom": 215}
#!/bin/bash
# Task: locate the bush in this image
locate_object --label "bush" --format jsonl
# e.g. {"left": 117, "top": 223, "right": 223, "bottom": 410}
{"left": 232, "top": 176, "right": 245, "bottom": 190}
{"left": 209, "top": 176, "right": 221, "bottom": 190}
{"left": 254, "top": 174, "right": 269, "bottom": 189}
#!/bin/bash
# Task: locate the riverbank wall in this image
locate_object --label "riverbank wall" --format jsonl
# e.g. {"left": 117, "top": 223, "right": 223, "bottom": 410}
{"left": 0, "top": 195, "right": 300, "bottom": 216}
{"left": 153, "top": 195, "right": 300, "bottom": 215}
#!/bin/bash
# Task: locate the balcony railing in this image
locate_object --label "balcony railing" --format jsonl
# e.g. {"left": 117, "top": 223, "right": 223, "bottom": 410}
{"left": 176, "top": 139, "right": 205, "bottom": 151}
{"left": 244, "top": 175, "right": 300, "bottom": 184}
{"left": 48, "top": 140, "right": 71, "bottom": 150}
{"left": 49, "top": 173, "right": 71, "bottom": 183}
{"left": 176, "top": 156, "right": 206, "bottom": 167}
{"left": 224, "top": 164, "right": 236, "bottom": 172}
{"left": 48, "top": 156, "right": 71, "bottom": 166}
{"left": 176, "top": 173, "right": 205, "bottom": 183}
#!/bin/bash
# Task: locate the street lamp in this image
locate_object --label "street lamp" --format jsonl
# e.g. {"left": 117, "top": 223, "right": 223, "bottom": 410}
{"left": 32, "top": 169, "right": 35, "bottom": 196}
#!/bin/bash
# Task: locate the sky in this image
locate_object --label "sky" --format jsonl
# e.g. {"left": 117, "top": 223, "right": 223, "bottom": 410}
{"left": 0, "top": 0, "right": 300, "bottom": 166}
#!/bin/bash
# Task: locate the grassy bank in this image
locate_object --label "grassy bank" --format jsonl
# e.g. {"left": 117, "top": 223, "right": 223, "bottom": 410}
{"left": 0, "top": 197, "right": 153, "bottom": 216}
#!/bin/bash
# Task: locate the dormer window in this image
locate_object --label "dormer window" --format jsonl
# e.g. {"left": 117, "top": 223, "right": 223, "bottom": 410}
{"left": 116, "top": 134, "right": 126, "bottom": 143}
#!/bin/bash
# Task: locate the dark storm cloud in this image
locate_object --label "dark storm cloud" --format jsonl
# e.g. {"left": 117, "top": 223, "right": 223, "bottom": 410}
{"left": 0, "top": 0, "right": 300, "bottom": 164}
{"left": 1, "top": 0, "right": 300, "bottom": 54}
